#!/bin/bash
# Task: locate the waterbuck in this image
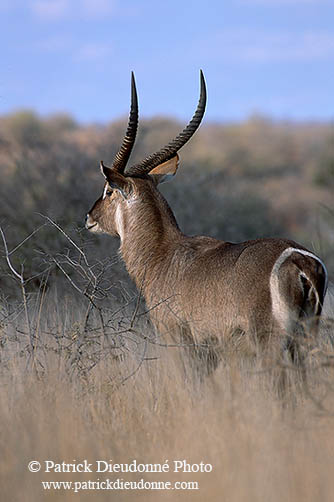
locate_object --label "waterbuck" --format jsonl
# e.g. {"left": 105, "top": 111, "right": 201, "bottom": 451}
{"left": 86, "top": 71, "right": 328, "bottom": 379}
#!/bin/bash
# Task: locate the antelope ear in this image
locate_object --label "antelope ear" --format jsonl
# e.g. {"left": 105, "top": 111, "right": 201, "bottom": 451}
{"left": 148, "top": 155, "right": 179, "bottom": 185}
{"left": 100, "top": 161, "right": 130, "bottom": 197}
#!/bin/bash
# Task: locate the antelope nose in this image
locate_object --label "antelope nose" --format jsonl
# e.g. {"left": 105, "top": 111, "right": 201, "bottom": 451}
{"left": 85, "top": 214, "right": 98, "bottom": 231}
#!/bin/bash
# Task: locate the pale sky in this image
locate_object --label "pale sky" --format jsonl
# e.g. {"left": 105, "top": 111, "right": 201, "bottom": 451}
{"left": 1, "top": 0, "right": 334, "bottom": 122}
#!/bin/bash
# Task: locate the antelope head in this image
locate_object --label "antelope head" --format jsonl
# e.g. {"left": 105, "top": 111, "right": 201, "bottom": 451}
{"left": 85, "top": 71, "right": 207, "bottom": 239}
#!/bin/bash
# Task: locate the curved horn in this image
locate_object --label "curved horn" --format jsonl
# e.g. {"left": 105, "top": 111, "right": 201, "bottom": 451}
{"left": 112, "top": 71, "right": 138, "bottom": 173}
{"left": 126, "top": 70, "right": 206, "bottom": 177}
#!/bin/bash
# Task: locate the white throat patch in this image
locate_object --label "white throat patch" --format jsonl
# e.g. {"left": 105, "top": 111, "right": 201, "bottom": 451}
{"left": 115, "top": 205, "right": 124, "bottom": 240}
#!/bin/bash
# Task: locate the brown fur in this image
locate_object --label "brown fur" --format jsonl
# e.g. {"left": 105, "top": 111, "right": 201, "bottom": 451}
{"left": 86, "top": 166, "right": 328, "bottom": 380}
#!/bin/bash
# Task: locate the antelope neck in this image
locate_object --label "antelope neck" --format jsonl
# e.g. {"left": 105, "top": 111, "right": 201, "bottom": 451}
{"left": 119, "top": 191, "right": 182, "bottom": 287}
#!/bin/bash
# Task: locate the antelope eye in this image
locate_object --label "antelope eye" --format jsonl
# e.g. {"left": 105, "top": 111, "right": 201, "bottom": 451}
{"left": 103, "top": 185, "right": 113, "bottom": 199}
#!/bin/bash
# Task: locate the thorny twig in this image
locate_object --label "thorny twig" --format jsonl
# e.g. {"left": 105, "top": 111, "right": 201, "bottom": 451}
{"left": 0, "top": 225, "right": 42, "bottom": 368}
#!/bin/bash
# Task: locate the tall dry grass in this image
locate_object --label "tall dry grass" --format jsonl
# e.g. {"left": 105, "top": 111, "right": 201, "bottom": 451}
{"left": 1, "top": 282, "right": 334, "bottom": 502}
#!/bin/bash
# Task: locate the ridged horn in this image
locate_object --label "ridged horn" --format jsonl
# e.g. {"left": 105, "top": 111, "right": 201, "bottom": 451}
{"left": 112, "top": 71, "right": 138, "bottom": 173}
{"left": 126, "top": 70, "right": 206, "bottom": 177}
